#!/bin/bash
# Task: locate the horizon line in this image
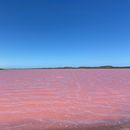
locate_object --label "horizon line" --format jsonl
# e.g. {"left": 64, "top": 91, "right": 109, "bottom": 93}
{"left": 1, "top": 65, "right": 130, "bottom": 70}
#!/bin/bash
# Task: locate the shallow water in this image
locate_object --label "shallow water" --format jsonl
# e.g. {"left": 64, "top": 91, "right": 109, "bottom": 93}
{"left": 0, "top": 69, "right": 130, "bottom": 130}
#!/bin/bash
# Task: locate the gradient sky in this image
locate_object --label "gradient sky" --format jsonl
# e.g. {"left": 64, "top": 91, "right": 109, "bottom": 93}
{"left": 0, "top": 0, "right": 129, "bottom": 68}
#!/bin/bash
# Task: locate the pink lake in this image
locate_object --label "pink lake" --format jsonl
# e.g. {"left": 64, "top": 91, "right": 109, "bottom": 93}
{"left": 0, "top": 69, "right": 130, "bottom": 130}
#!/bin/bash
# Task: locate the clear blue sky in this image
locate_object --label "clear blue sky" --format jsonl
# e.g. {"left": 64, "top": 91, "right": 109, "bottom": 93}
{"left": 0, "top": 0, "right": 129, "bottom": 68}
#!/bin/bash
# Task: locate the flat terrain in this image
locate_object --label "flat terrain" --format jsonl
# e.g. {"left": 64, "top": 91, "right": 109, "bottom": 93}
{"left": 0, "top": 69, "right": 130, "bottom": 130}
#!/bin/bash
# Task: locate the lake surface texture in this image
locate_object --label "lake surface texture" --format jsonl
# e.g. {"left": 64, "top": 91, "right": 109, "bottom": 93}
{"left": 0, "top": 69, "right": 130, "bottom": 130}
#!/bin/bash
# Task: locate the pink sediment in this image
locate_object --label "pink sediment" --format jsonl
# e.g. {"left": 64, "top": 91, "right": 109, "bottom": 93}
{"left": 0, "top": 69, "right": 130, "bottom": 130}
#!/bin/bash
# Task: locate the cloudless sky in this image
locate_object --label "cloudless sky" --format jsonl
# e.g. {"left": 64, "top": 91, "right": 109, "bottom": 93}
{"left": 0, "top": 0, "right": 129, "bottom": 68}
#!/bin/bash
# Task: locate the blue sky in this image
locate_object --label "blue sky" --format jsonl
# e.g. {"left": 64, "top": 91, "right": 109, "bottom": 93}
{"left": 0, "top": 0, "right": 129, "bottom": 68}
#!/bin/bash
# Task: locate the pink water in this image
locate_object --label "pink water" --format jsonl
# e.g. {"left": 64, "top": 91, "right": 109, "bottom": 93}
{"left": 0, "top": 69, "right": 130, "bottom": 130}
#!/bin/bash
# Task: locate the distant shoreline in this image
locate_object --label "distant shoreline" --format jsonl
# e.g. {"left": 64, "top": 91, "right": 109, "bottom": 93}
{"left": 0, "top": 66, "right": 130, "bottom": 70}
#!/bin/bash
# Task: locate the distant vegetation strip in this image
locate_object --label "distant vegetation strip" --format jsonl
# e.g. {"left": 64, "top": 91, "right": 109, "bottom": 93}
{"left": 36, "top": 66, "right": 130, "bottom": 69}
{"left": 0, "top": 66, "right": 130, "bottom": 70}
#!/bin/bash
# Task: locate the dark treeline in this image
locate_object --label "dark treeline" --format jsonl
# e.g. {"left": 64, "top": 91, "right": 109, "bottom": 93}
{"left": 0, "top": 66, "right": 130, "bottom": 70}
{"left": 35, "top": 66, "right": 130, "bottom": 69}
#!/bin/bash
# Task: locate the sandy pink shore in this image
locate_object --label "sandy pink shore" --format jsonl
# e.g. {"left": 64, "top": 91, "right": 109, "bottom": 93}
{"left": 1, "top": 121, "right": 130, "bottom": 130}
{"left": 0, "top": 69, "right": 130, "bottom": 130}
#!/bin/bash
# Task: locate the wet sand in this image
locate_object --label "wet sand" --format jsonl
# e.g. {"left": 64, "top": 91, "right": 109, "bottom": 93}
{"left": 0, "top": 69, "right": 130, "bottom": 130}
